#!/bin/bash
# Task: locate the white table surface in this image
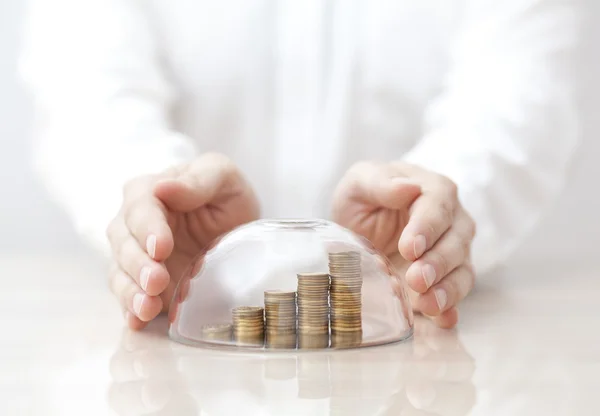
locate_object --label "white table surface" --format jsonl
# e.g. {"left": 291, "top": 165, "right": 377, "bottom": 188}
{"left": 2, "top": 253, "right": 598, "bottom": 416}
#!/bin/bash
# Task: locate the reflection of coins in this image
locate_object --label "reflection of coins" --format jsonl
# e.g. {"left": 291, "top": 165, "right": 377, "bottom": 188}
{"left": 329, "top": 251, "right": 363, "bottom": 335}
{"left": 297, "top": 273, "right": 330, "bottom": 336}
{"left": 232, "top": 306, "right": 264, "bottom": 346}
{"left": 200, "top": 323, "right": 233, "bottom": 342}
{"left": 297, "top": 354, "right": 331, "bottom": 399}
{"left": 264, "top": 357, "right": 297, "bottom": 380}
{"left": 264, "top": 290, "right": 297, "bottom": 335}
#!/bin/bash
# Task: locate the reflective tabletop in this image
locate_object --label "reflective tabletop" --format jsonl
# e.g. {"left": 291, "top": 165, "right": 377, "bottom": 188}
{"left": 2, "top": 253, "right": 598, "bottom": 415}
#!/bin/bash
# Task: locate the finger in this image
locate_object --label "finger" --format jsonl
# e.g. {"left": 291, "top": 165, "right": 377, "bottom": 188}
{"left": 114, "top": 230, "right": 170, "bottom": 297}
{"left": 124, "top": 198, "right": 174, "bottom": 262}
{"left": 125, "top": 311, "right": 147, "bottom": 331}
{"left": 110, "top": 267, "right": 164, "bottom": 323}
{"left": 405, "top": 210, "right": 473, "bottom": 293}
{"left": 343, "top": 162, "right": 422, "bottom": 209}
{"left": 412, "top": 265, "right": 474, "bottom": 317}
{"left": 398, "top": 178, "right": 458, "bottom": 261}
{"left": 430, "top": 307, "right": 459, "bottom": 329}
{"left": 153, "top": 153, "right": 239, "bottom": 212}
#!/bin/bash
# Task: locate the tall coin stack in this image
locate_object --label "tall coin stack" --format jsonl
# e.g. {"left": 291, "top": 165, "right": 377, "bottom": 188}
{"left": 297, "top": 273, "right": 331, "bottom": 337}
{"left": 328, "top": 251, "right": 363, "bottom": 336}
{"left": 264, "top": 290, "right": 297, "bottom": 349}
{"left": 232, "top": 306, "right": 265, "bottom": 346}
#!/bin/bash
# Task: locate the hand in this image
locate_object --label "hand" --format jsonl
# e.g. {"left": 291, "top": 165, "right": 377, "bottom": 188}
{"left": 106, "top": 153, "right": 260, "bottom": 330}
{"left": 331, "top": 161, "right": 476, "bottom": 328}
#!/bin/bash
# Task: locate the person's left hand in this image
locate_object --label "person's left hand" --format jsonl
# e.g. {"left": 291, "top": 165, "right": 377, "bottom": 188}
{"left": 331, "top": 161, "right": 476, "bottom": 329}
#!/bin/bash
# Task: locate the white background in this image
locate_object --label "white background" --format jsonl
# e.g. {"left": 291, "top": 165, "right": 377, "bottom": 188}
{"left": 1, "top": 1, "right": 599, "bottom": 263}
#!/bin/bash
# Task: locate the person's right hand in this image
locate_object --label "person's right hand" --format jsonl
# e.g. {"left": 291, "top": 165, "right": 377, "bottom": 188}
{"left": 106, "top": 153, "right": 260, "bottom": 330}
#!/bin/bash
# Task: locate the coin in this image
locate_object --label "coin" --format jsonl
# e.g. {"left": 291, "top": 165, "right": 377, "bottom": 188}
{"left": 297, "top": 272, "right": 330, "bottom": 336}
{"left": 265, "top": 332, "right": 297, "bottom": 349}
{"left": 330, "top": 331, "right": 363, "bottom": 348}
{"left": 298, "top": 333, "right": 330, "bottom": 349}
{"left": 264, "top": 289, "right": 297, "bottom": 335}
{"left": 328, "top": 251, "right": 363, "bottom": 334}
{"left": 201, "top": 323, "right": 233, "bottom": 342}
{"left": 232, "top": 306, "right": 265, "bottom": 346}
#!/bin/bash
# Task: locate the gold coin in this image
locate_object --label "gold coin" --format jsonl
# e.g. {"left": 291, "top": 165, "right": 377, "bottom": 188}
{"left": 201, "top": 323, "right": 232, "bottom": 333}
{"left": 265, "top": 333, "right": 297, "bottom": 349}
{"left": 298, "top": 333, "right": 330, "bottom": 349}
{"left": 331, "top": 332, "right": 362, "bottom": 348}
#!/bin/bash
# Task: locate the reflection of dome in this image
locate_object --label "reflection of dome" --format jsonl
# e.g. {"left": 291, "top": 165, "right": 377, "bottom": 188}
{"left": 175, "top": 344, "right": 414, "bottom": 416}
{"left": 169, "top": 219, "right": 413, "bottom": 351}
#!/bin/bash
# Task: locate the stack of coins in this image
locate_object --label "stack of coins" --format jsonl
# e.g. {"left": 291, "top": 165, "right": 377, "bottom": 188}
{"left": 200, "top": 323, "right": 233, "bottom": 343}
{"left": 330, "top": 332, "right": 363, "bottom": 348}
{"left": 298, "top": 333, "right": 330, "bottom": 349}
{"left": 329, "top": 251, "right": 363, "bottom": 336}
{"left": 266, "top": 332, "right": 297, "bottom": 349}
{"left": 232, "top": 306, "right": 265, "bottom": 346}
{"left": 297, "top": 273, "right": 330, "bottom": 336}
{"left": 264, "top": 290, "right": 297, "bottom": 349}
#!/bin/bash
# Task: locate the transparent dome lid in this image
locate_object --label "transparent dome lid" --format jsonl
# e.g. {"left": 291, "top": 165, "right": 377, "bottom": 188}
{"left": 168, "top": 219, "right": 414, "bottom": 351}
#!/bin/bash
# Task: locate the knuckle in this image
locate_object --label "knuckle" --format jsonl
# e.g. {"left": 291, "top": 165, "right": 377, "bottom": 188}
{"left": 467, "top": 219, "right": 477, "bottom": 239}
{"left": 429, "top": 250, "right": 449, "bottom": 277}
{"left": 122, "top": 175, "right": 154, "bottom": 200}
{"left": 123, "top": 177, "right": 141, "bottom": 195}
{"left": 105, "top": 217, "right": 117, "bottom": 239}
{"left": 459, "top": 239, "right": 471, "bottom": 262}
{"left": 201, "top": 152, "right": 239, "bottom": 178}
{"left": 459, "top": 266, "right": 475, "bottom": 296}
{"left": 467, "top": 214, "right": 477, "bottom": 238}
{"left": 468, "top": 269, "right": 476, "bottom": 292}
{"left": 437, "top": 175, "right": 458, "bottom": 199}
{"left": 202, "top": 152, "right": 232, "bottom": 167}
{"left": 122, "top": 201, "right": 141, "bottom": 225}
{"left": 116, "top": 239, "right": 133, "bottom": 269}
{"left": 107, "top": 266, "right": 120, "bottom": 296}
{"left": 438, "top": 199, "right": 455, "bottom": 226}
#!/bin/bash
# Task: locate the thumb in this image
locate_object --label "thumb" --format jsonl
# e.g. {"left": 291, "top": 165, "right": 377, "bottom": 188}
{"left": 153, "top": 155, "right": 236, "bottom": 212}
{"left": 348, "top": 164, "right": 421, "bottom": 210}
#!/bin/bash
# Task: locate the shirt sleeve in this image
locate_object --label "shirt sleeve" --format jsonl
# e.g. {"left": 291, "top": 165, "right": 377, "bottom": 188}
{"left": 18, "top": 0, "right": 197, "bottom": 256}
{"left": 402, "top": 0, "right": 582, "bottom": 275}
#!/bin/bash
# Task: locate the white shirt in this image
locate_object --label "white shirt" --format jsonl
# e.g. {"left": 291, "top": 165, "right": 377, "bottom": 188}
{"left": 18, "top": 0, "right": 582, "bottom": 275}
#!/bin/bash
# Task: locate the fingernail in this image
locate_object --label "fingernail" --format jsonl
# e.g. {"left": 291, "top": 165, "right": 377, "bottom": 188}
{"left": 421, "top": 264, "right": 436, "bottom": 288}
{"left": 146, "top": 235, "right": 157, "bottom": 259}
{"left": 414, "top": 235, "right": 426, "bottom": 258}
{"left": 133, "top": 293, "right": 145, "bottom": 317}
{"left": 140, "top": 267, "right": 152, "bottom": 292}
{"left": 434, "top": 288, "right": 447, "bottom": 311}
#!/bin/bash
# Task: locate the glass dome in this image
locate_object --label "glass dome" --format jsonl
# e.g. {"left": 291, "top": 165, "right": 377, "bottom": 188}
{"left": 168, "top": 219, "right": 414, "bottom": 351}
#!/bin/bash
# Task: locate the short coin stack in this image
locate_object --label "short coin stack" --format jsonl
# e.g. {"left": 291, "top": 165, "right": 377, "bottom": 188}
{"left": 264, "top": 290, "right": 297, "bottom": 349}
{"left": 200, "top": 323, "right": 233, "bottom": 342}
{"left": 232, "top": 306, "right": 265, "bottom": 346}
{"left": 328, "top": 251, "right": 363, "bottom": 336}
{"left": 297, "top": 273, "right": 331, "bottom": 336}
